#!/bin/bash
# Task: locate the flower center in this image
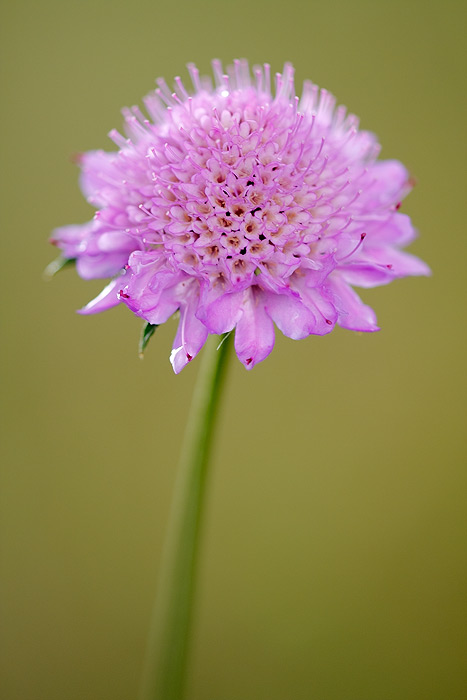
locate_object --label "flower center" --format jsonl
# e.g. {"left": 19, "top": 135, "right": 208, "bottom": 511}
{"left": 128, "top": 90, "right": 343, "bottom": 291}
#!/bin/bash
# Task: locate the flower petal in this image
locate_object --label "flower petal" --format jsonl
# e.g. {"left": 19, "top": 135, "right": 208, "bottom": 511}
{"left": 341, "top": 246, "right": 431, "bottom": 288}
{"left": 79, "top": 150, "right": 120, "bottom": 206}
{"left": 234, "top": 288, "right": 275, "bottom": 369}
{"left": 97, "top": 231, "right": 135, "bottom": 253}
{"left": 121, "top": 251, "right": 184, "bottom": 323}
{"left": 359, "top": 160, "right": 411, "bottom": 208}
{"left": 50, "top": 222, "right": 92, "bottom": 259}
{"left": 76, "top": 253, "right": 128, "bottom": 280}
{"left": 196, "top": 276, "right": 246, "bottom": 334}
{"left": 77, "top": 278, "right": 122, "bottom": 315}
{"left": 170, "top": 289, "right": 208, "bottom": 374}
{"left": 289, "top": 274, "right": 338, "bottom": 334}
{"left": 367, "top": 246, "right": 431, "bottom": 277}
{"left": 369, "top": 213, "right": 417, "bottom": 246}
{"left": 327, "top": 275, "right": 379, "bottom": 331}
{"left": 264, "top": 292, "right": 319, "bottom": 339}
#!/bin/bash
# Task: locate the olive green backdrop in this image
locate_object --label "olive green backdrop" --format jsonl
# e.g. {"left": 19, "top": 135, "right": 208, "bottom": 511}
{"left": 1, "top": 1, "right": 466, "bottom": 698}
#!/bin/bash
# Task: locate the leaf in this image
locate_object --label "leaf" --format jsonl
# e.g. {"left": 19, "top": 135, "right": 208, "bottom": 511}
{"left": 139, "top": 322, "right": 158, "bottom": 358}
{"left": 43, "top": 256, "right": 76, "bottom": 280}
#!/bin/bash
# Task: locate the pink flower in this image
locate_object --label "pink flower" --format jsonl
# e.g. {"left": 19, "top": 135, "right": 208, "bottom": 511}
{"left": 51, "top": 60, "right": 430, "bottom": 372}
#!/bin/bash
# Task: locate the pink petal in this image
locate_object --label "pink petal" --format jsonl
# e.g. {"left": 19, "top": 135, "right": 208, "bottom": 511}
{"left": 79, "top": 150, "right": 120, "bottom": 206}
{"left": 340, "top": 262, "right": 394, "bottom": 288}
{"left": 135, "top": 286, "right": 180, "bottom": 325}
{"left": 359, "top": 160, "right": 410, "bottom": 208}
{"left": 97, "top": 231, "right": 135, "bottom": 253}
{"left": 327, "top": 275, "right": 379, "bottom": 331}
{"left": 369, "top": 213, "right": 417, "bottom": 246}
{"left": 197, "top": 281, "right": 245, "bottom": 334}
{"left": 290, "top": 274, "right": 338, "bottom": 334}
{"left": 170, "top": 290, "right": 209, "bottom": 374}
{"left": 264, "top": 292, "right": 318, "bottom": 339}
{"left": 341, "top": 246, "right": 431, "bottom": 288}
{"left": 234, "top": 288, "right": 275, "bottom": 369}
{"left": 368, "top": 246, "right": 431, "bottom": 277}
{"left": 76, "top": 253, "right": 128, "bottom": 280}
{"left": 50, "top": 222, "right": 92, "bottom": 259}
{"left": 78, "top": 278, "right": 122, "bottom": 315}
{"left": 299, "top": 254, "right": 337, "bottom": 287}
{"left": 121, "top": 252, "right": 184, "bottom": 322}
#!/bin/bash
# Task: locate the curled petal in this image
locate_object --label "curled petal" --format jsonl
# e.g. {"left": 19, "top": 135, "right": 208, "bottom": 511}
{"left": 234, "top": 288, "right": 275, "bottom": 369}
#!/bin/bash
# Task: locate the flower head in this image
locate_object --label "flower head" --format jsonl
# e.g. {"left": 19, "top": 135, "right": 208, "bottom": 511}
{"left": 51, "top": 60, "right": 430, "bottom": 372}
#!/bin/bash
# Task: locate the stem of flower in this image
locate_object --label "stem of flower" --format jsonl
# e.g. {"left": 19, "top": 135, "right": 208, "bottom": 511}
{"left": 139, "top": 333, "right": 232, "bottom": 700}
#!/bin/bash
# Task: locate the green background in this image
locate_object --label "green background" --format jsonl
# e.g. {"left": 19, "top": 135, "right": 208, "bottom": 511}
{"left": 1, "top": 0, "right": 466, "bottom": 698}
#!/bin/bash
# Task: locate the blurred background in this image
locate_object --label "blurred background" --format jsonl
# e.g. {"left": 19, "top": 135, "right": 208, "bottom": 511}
{"left": 1, "top": 0, "right": 466, "bottom": 698}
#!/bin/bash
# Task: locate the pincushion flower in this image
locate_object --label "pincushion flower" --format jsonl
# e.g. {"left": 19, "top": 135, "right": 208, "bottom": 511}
{"left": 51, "top": 60, "right": 430, "bottom": 372}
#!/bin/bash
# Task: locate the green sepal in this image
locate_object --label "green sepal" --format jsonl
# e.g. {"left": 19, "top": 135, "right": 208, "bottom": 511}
{"left": 43, "top": 256, "right": 76, "bottom": 279}
{"left": 139, "top": 322, "right": 158, "bottom": 358}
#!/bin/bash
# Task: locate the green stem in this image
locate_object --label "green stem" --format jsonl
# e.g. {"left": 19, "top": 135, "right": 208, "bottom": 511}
{"left": 139, "top": 333, "right": 232, "bottom": 700}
